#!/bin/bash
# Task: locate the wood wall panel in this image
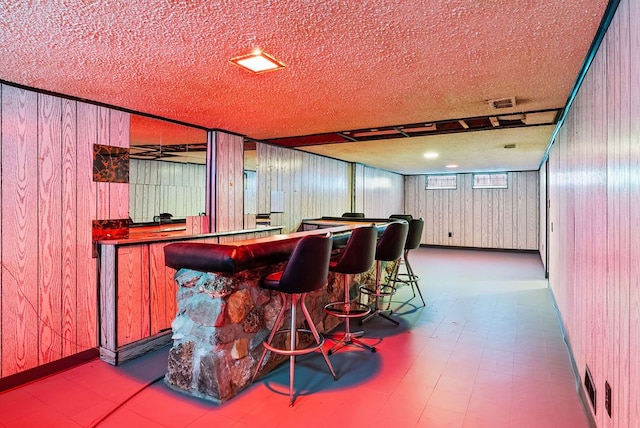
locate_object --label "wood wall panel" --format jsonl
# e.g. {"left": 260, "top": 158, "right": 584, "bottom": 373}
{"left": 353, "top": 163, "right": 365, "bottom": 214}
{"left": 76, "top": 102, "right": 98, "bottom": 351}
{"left": 1, "top": 85, "right": 39, "bottom": 377}
{"left": 404, "top": 171, "right": 538, "bottom": 250}
{"left": 256, "top": 144, "right": 351, "bottom": 233}
{"left": 96, "top": 107, "right": 111, "bottom": 220}
{"left": 255, "top": 144, "right": 404, "bottom": 232}
{"left": 61, "top": 99, "right": 78, "bottom": 357}
{"left": 149, "top": 242, "right": 176, "bottom": 335}
{"left": 0, "top": 84, "right": 127, "bottom": 379}
{"left": 214, "top": 131, "right": 244, "bottom": 232}
{"left": 546, "top": 0, "right": 639, "bottom": 425}
{"left": 116, "top": 246, "right": 150, "bottom": 345}
{"left": 360, "top": 166, "right": 404, "bottom": 218}
{"left": 538, "top": 162, "right": 547, "bottom": 271}
{"left": 37, "top": 94, "right": 63, "bottom": 365}
{"left": 629, "top": 0, "right": 640, "bottom": 423}
{"left": 109, "top": 110, "right": 129, "bottom": 219}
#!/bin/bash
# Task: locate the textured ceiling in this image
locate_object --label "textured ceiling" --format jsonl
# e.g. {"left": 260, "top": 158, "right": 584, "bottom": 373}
{"left": 0, "top": 0, "right": 609, "bottom": 174}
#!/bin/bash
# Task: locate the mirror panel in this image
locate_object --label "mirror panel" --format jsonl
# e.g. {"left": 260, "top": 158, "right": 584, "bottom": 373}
{"left": 129, "top": 115, "right": 207, "bottom": 224}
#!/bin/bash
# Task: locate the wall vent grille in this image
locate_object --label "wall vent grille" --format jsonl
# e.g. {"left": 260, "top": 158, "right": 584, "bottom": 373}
{"left": 584, "top": 366, "right": 597, "bottom": 414}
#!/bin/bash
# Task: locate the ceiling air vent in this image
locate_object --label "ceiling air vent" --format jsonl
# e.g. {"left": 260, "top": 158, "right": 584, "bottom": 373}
{"left": 488, "top": 97, "right": 516, "bottom": 109}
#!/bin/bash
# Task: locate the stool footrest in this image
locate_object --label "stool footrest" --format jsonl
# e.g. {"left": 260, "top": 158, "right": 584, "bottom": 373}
{"left": 387, "top": 273, "right": 420, "bottom": 284}
{"left": 359, "top": 284, "right": 397, "bottom": 297}
{"left": 324, "top": 301, "right": 371, "bottom": 318}
{"left": 262, "top": 329, "right": 325, "bottom": 356}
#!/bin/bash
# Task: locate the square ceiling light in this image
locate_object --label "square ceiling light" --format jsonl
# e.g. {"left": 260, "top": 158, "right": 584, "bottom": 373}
{"left": 229, "top": 49, "right": 285, "bottom": 74}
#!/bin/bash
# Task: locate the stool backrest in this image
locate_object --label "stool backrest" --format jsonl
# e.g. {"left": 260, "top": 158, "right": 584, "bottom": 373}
{"left": 389, "top": 214, "right": 413, "bottom": 222}
{"left": 332, "top": 225, "right": 377, "bottom": 274}
{"left": 341, "top": 212, "right": 365, "bottom": 218}
{"left": 405, "top": 218, "right": 424, "bottom": 250}
{"left": 278, "top": 234, "right": 332, "bottom": 294}
{"left": 375, "top": 221, "right": 409, "bottom": 262}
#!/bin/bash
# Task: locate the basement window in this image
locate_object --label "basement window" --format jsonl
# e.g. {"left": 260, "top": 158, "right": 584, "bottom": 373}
{"left": 426, "top": 174, "right": 457, "bottom": 190}
{"left": 473, "top": 173, "right": 508, "bottom": 189}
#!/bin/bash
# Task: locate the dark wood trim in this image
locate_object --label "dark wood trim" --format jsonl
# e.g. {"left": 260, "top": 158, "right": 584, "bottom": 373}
{"left": 0, "top": 349, "right": 99, "bottom": 392}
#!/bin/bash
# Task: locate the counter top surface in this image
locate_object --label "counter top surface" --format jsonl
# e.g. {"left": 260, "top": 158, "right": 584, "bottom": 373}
{"left": 96, "top": 225, "right": 284, "bottom": 246}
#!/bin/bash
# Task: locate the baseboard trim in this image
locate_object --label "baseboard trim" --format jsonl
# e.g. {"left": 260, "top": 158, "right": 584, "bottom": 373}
{"left": 547, "top": 287, "right": 597, "bottom": 428}
{"left": 0, "top": 348, "right": 99, "bottom": 393}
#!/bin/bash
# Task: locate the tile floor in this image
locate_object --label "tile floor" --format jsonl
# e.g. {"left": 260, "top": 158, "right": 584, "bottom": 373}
{"left": 0, "top": 247, "right": 589, "bottom": 427}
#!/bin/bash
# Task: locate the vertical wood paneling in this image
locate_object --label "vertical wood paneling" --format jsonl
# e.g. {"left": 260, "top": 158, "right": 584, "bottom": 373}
{"left": 61, "top": 99, "right": 78, "bottom": 357}
{"left": 96, "top": 107, "right": 110, "bottom": 219}
{"left": 546, "top": 1, "right": 639, "bottom": 426}
{"left": 76, "top": 102, "right": 98, "bottom": 350}
{"left": 538, "top": 163, "right": 547, "bottom": 271}
{"left": 0, "top": 85, "right": 131, "bottom": 378}
{"left": 99, "top": 245, "right": 116, "bottom": 351}
{"left": 0, "top": 85, "right": 3, "bottom": 373}
{"left": 149, "top": 242, "right": 175, "bottom": 335}
{"left": 109, "top": 110, "right": 129, "bottom": 219}
{"left": 256, "top": 143, "right": 351, "bottom": 233}
{"left": 37, "top": 94, "right": 63, "bottom": 365}
{"left": 217, "top": 133, "right": 230, "bottom": 232}
{"left": 354, "top": 163, "right": 365, "bottom": 214}
{"left": 215, "top": 132, "right": 243, "bottom": 232}
{"left": 608, "top": 1, "right": 631, "bottom": 423}
{"left": 404, "top": 171, "right": 538, "bottom": 249}
{"left": 116, "top": 246, "right": 150, "bottom": 345}
{"left": 360, "top": 166, "right": 404, "bottom": 218}
{"left": 1, "top": 85, "right": 39, "bottom": 376}
{"left": 629, "top": 0, "right": 640, "bottom": 423}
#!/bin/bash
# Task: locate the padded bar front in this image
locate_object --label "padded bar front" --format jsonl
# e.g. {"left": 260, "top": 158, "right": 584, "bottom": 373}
{"left": 164, "top": 237, "right": 301, "bottom": 274}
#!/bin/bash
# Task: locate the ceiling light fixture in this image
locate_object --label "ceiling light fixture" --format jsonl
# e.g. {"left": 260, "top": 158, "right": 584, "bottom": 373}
{"left": 229, "top": 48, "right": 286, "bottom": 74}
{"left": 446, "top": 164, "right": 459, "bottom": 168}
{"left": 423, "top": 152, "right": 438, "bottom": 159}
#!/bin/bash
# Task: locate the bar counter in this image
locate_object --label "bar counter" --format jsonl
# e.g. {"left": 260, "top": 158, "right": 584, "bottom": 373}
{"left": 161, "top": 218, "right": 396, "bottom": 403}
{"left": 96, "top": 225, "right": 284, "bottom": 366}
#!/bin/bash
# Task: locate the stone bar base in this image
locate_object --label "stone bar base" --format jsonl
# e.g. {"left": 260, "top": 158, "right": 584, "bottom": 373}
{"left": 164, "top": 263, "right": 376, "bottom": 402}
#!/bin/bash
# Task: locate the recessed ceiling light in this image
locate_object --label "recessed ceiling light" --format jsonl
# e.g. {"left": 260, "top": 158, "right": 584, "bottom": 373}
{"left": 229, "top": 48, "right": 286, "bottom": 74}
{"left": 446, "top": 164, "right": 459, "bottom": 168}
{"left": 423, "top": 152, "right": 438, "bottom": 159}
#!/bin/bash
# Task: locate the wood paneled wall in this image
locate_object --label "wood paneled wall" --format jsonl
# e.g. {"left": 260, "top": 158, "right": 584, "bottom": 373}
{"left": 353, "top": 163, "right": 405, "bottom": 218}
{"left": 256, "top": 143, "right": 351, "bottom": 233}
{"left": 129, "top": 159, "right": 206, "bottom": 223}
{"left": 539, "top": 162, "right": 548, "bottom": 271}
{"left": 404, "top": 172, "right": 538, "bottom": 250}
{"left": 210, "top": 131, "right": 244, "bottom": 232}
{"left": 546, "top": 0, "right": 638, "bottom": 425}
{"left": 244, "top": 169, "right": 257, "bottom": 215}
{"left": 0, "top": 84, "right": 128, "bottom": 378}
{"left": 255, "top": 146, "right": 406, "bottom": 233}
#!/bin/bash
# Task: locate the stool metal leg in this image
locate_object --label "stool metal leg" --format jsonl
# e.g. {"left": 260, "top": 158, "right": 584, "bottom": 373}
{"left": 361, "top": 261, "right": 399, "bottom": 326}
{"left": 327, "top": 273, "right": 375, "bottom": 354}
{"left": 252, "top": 292, "right": 336, "bottom": 407}
{"left": 404, "top": 252, "right": 425, "bottom": 306}
{"left": 252, "top": 293, "right": 287, "bottom": 383}
{"left": 386, "top": 250, "right": 426, "bottom": 307}
{"left": 300, "top": 294, "right": 337, "bottom": 381}
{"left": 289, "top": 295, "right": 297, "bottom": 407}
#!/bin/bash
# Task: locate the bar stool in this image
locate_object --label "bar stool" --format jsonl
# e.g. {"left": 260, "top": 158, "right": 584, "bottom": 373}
{"left": 359, "top": 221, "right": 408, "bottom": 326}
{"left": 387, "top": 218, "right": 426, "bottom": 306}
{"left": 251, "top": 234, "right": 337, "bottom": 407}
{"left": 323, "top": 225, "right": 377, "bottom": 354}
